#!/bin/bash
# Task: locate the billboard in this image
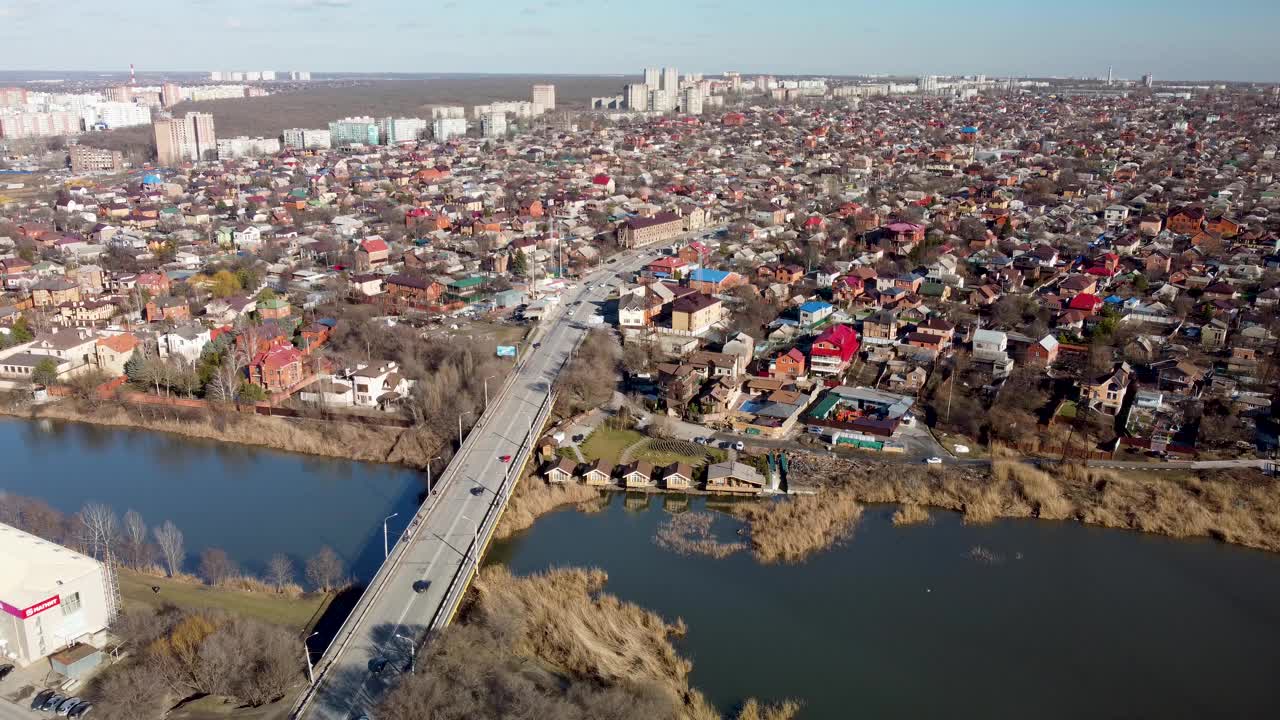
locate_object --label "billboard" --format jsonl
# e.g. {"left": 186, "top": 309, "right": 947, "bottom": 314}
{"left": 1, "top": 594, "right": 60, "bottom": 620}
{"left": 496, "top": 346, "right": 517, "bottom": 358}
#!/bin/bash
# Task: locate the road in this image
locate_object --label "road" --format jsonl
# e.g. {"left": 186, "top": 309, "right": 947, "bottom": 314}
{"left": 298, "top": 250, "right": 654, "bottom": 720}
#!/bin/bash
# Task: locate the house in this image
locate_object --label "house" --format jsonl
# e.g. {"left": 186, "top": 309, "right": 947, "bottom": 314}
{"left": 769, "top": 348, "right": 806, "bottom": 380}
{"left": 798, "top": 301, "right": 834, "bottom": 327}
{"left": 544, "top": 457, "right": 578, "bottom": 484}
{"left": 657, "top": 362, "right": 701, "bottom": 405}
{"left": 355, "top": 236, "right": 390, "bottom": 271}
{"left": 687, "top": 268, "right": 743, "bottom": 295}
{"left": 95, "top": 333, "right": 138, "bottom": 376}
{"left": 582, "top": 460, "right": 612, "bottom": 487}
{"left": 144, "top": 296, "right": 191, "bottom": 323}
{"left": 1080, "top": 363, "right": 1132, "bottom": 416}
{"left": 618, "top": 212, "right": 684, "bottom": 249}
{"left": 1025, "top": 334, "right": 1060, "bottom": 366}
{"left": 914, "top": 317, "right": 955, "bottom": 348}
{"left": 30, "top": 278, "right": 81, "bottom": 308}
{"left": 660, "top": 462, "right": 695, "bottom": 490}
{"left": 646, "top": 256, "right": 689, "bottom": 279}
{"left": 670, "top": 293, "right": 723, "bottom": 335}
{"left": 1166, "top": 206, "right": 1205, "bottom": 235}
{"left": 862, "top": 309, "right": 899, "bottom": 345}
{"left": 248, "top": 340, "right": 305, "bottom": 393}
{"left": 158, "top": 324, "right": 212, "bottom": 363}
{"left": 257, "top": 297, "right": 292, "bottom": 320}
{"left": 385, "top": 274, "right": 446, "bottom": 307}
{"left": 1201, "top": 318, "right": 1229, "bottom": 348}
{"left": 619, "top": 460, "right": 655, "bottom": 489}
{"left": 346, "top": 361, "right": 413, "bottom": 408}
{"left": 705, "top": 461, "right": 766, "bottom": 494}
{"left": 809, "top": 324, "right": 861, "bottom": 376}
{"left": 1058, "top": 275, "right": 1098, "bottom": 298}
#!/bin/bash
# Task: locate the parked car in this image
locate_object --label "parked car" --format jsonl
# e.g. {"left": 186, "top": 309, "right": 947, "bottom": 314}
{"left": 43, "top": 693, "right": 66, "bottom": 712}
{"left": 32, "top": 690, "right": 55, "bottom": 710}
{"left": 68, "top": 703, "right": 93, "bottom": 718}
{"left": 0, "top": 663, "right": 13, "bottom": 680}
{"left": 734, "top": 441, "right": 745, "bottom": 452}
{"left": 924, "top": 456, "right": 943, "bottom": 465}
{"left": 693, "top": 437, "right": 706, "bottom": 445}
{"left": 57, "top": 697, "right": 82, "bottom": 716}
{"left": 368, "top": 657, "right": 389, "bottom": 675}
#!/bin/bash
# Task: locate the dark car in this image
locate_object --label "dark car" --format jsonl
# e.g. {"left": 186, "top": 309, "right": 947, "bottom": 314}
{"left": 44, "top": 693, "right": 66, "bottom": 712}
{"left": 412, "top": 579, "right": 429, "bottom": 593}
{"left": 57, "top": 697, "right": 81, "bottom": 715}
{"left": 0, "top": 663, "right": 13, "bottom": 680}
{"left": 470, "top": 485, "right": 486, "bottom": 496}
{"left": 32, "top": 690, "right": 55, "bottom": 710}
{"left": 368, "top": 657, "right": 389, "bottom": 675}
{"left": 69, "top": 703, "right": 94, "bottom": 718}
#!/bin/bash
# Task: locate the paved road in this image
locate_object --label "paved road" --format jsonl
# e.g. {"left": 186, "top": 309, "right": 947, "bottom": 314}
{"left": 299, "top": 251, "right": 653, "bottom": 720}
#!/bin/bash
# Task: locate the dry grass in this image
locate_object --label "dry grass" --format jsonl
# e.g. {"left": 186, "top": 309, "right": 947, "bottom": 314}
{"left": 891, "top": 504, "right": 932, "bottom": 526}
{"left": 379, "top": 565, "right": 799, "bottom": 720}
{"left": 495, "top": 479, "right": 603, "bottom": 539}
{"left": 792, "top": 452, "right": 1280, "bottom": 552}
{"left": 653, "top": 512, "right": 746, "bottom": 559}
{"left": 6, "top": 401, "right": 444, "bottom": 469}
{"left": 730, "top": 490, "right": 865, "bottom": 564}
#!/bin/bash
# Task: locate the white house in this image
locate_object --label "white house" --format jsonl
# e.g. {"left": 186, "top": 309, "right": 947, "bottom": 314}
{"left": 158, "top": 324, "right": 212, "bottom": 364}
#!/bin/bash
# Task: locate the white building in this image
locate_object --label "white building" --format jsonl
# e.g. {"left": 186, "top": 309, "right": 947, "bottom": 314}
{"left": 648, "top": 89, "right": 675, "bottom": 112}
{"left": 157, "top": 324, "right": 212, "bottom": 363}
{"left": 282, "top": 128, "right": 331, "bottom": 150}
{"left": 644, "top": 68, "right": 661, "bottom": 88}
{"left": 431, "top": 105, "right": 465, "bottom": 119}
{"left": 86, "top": 101, "right": 152, "bottom": 130}
{"left": 681, "top": 87, "right": 703, "bottom": 115}
{"left": 378, "top": 117, "right": 427, "bottom": 145}
{"left": 625, "top": 83, "right": 649, "bottom": 111}
{"left": 0, "top": 523, "right": 113, "bottom": 667}
{"left": 481, "top": 111, "right": 507, "bottom": 138}
{"left": 661, "top": 67, "right": 679, "bottom": 93}
{"left": 216, "top": 136, "right": 281, "bottom": 159}
{"left": 531, "top": 84, "right": 556, "bottom": 110}
{"left": 432, "top": 117, "right": 468, "bottom": 142}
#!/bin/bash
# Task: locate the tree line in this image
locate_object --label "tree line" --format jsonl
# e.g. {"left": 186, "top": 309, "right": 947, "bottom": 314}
{"left": 0, "top": 493, "right": 348, "bottom": 593}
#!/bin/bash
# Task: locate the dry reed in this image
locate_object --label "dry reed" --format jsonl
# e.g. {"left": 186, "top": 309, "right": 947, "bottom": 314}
{"left": 731, "top": 489, "right": 865, "bottom": 564}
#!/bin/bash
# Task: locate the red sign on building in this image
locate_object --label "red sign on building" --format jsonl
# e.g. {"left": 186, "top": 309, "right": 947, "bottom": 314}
{"left": 0, "top": 594, "right": 60, "bottom": 619}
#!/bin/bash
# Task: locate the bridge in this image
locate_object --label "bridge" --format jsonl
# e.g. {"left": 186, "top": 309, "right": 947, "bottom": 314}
{"left": 293, "top": 252, "right": 648, "bottom": 720}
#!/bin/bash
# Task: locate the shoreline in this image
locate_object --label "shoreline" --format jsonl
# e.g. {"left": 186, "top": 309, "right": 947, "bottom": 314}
{"left": 0, "top": 397, "right": 441, "bottom": 470}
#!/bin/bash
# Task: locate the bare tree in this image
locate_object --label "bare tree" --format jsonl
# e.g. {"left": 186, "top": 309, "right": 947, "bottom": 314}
{"left": 305, "top": 546, "right": 345, "bottom": 592}
{"left": 266, "top": 553, "right": 294, "bottom": 591}
{"left": 79, "top": 502, "right": 118, "bottom": 562}
{"left": 199, "top": 548, "right": 238, "bottom": 585}
{"left": 153, "top": 521, "right": 185, "bottom": 577}
{"left": 122, "top": 509, "right": 148, "bottom": 569}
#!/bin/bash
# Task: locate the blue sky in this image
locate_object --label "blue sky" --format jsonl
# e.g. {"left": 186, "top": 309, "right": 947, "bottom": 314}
{"left": 2, "top": 0, "right": 1278, "bottom": 81}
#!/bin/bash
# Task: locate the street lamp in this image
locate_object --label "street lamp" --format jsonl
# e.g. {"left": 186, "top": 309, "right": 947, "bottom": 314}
{"left": 482, "top": 374, "right": 499, "bottom": 408}
{"left": 382, "top": 512, "right": 399, "bottom": 559}
{"left": 395, "top": 632, "right": 415, "bottom": 674}
{"left": 425, "top": 455, "right": 443, "bottom": 495}
{"left": 304, "top": 631, "right": 320, "bottom": 684}
{"left": 460, "top": 514, "right": 480, "bottom": 562}
{"left": 458, "top": 411, "right": 473, "bottom": 447}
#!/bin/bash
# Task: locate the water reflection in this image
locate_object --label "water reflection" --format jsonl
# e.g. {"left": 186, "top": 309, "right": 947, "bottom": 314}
{"left": 1, "top": 417, "right": 421, "bottom": 580}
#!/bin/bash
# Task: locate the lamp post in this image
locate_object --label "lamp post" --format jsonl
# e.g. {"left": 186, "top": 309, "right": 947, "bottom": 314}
{"left": 425, "top": 455, "right": 443, "bottom": 495}
{"left": 461, "top": 514, "right": 479, "bottom": 563}
{"left": 483, "top": 374, "right": 499, "bottom": 408}
{"left": 304, "top": 631, "right": 320, "bottom": 684}
{"left": 383, "top": 512, "right": 399, "bottom": 559}
{"left": 395, "top": 632, "right": 415, "bottom": 675}
{"left": 458, "top": 411, "right": 473, "bottom": 448}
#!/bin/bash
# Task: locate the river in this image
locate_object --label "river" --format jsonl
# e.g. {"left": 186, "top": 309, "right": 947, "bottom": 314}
{"left": 490, "top": 492, "right": 1280, "bottom": 719}
{"left": 0, "top": 417, "right": 424, "bottom": 581}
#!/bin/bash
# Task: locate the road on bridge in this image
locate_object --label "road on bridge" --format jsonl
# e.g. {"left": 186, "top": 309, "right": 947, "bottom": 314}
{"left": 298, "top": 249, "right": 653, "bottom": 720}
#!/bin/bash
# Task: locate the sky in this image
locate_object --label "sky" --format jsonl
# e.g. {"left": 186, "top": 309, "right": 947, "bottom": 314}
{"left": 3, "top": 0, "right": 1280, "bottom": 82}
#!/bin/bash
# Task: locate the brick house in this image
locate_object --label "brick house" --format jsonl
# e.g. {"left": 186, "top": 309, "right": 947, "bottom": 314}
{"left": 249, "top": 340, "right": 305, "bottom": 393}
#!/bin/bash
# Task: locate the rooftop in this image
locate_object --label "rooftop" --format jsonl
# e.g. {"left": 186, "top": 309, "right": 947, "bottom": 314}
{"left": 0, "top": 522, "right": 102, "bottom": 611}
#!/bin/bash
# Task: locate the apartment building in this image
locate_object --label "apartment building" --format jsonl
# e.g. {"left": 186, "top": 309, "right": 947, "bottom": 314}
{"left": 153, "top": 112, "right": 217, "bottom": 166}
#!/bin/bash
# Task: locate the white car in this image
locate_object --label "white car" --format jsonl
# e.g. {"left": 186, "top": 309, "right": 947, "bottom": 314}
{"left": 734, "top": 441, "right": 745, "bottom": 451}
{"left": 924, "top": 456, "right": 943, "bottom": 465}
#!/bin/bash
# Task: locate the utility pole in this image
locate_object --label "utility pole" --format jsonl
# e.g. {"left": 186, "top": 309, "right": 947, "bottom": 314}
{"left": 304, "top": 632, "right": 319, "bottom": 684}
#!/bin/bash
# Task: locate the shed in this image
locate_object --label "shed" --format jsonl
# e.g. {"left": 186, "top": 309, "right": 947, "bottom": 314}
{"left": 50, "top": 642, "right": 102, "bottom": 679}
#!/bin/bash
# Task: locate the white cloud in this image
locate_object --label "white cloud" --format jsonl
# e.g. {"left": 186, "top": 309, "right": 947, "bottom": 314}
{"left": 291, "top": 0, "right": 352, "bottom": 8}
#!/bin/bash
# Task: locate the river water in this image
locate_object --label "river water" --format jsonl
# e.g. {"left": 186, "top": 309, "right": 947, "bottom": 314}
{"left": 490, "top": 492, "right": 1280, "bottom": 719}
{"left": 0, "top": 417, "right": 424, "bottom": 580}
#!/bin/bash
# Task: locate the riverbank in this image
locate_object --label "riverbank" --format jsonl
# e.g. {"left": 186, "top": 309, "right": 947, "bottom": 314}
{"left": 118, "top": 568, "right": 331, "bottom": 633}
{"left": 793, "top": 452, "right": 1280, "bottom": 553}
{"left": 377, "top": 566, "right": 798, "bottom": 720}
{"left": 0, "top": 397, "right": 443, "bottom": 469}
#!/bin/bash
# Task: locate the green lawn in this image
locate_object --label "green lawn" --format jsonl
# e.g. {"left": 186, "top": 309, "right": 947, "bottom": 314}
{"left": 578, "top": 426, "right": 645, "bottom": 467}
{"left": 119, "top": 568, "right": 331, "bottom": 633}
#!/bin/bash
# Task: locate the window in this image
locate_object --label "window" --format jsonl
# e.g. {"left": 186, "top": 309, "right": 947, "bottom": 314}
{"left": 62, "top": 592, "right": 82, "bottom": 615}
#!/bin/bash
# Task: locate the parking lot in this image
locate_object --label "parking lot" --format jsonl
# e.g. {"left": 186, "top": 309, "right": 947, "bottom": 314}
{"left": 0, "top": 663, "right": 93, "bottom": 720}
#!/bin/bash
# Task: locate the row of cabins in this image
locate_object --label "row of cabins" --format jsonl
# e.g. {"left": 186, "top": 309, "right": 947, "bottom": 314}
{"left": 543, "top": 457, "right": 766, "bottom": 494}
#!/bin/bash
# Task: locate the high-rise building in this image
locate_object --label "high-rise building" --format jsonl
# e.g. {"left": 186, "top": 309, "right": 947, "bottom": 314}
{"left": 681, "top": 87, "right": 703, "bottom": 115}
{"left": 432, "top": 117, "right": 468, "bottom": 142}
{"left": 626, "top": 83, "right": 649, "bottom": 111}
{"left": 69, "top": 144, "right": 125, "bottom": 174}
{"left": 105, "top": 86, "right": 132, "bottom": 103}
{"left": 161, "top": 83, "right": 182, "bottom": 108}
{"left": 661, "top": 67, "right": 679, "bottom": 93}
{"left": 917, "top": 75, "right": 939, "bottom": 94}
{"left": 531, "top": 84, "right": 556, "bottom": 111}
{"left": 0, "top": 112, "right": 81, "bottom": 139}
{"left": 282, "top": 128, "right": 331, "bottom": 149}
{"left": 153, "top": 112, "right": 216, "bottom": 166}
{"left": 90, "top": 101, "right": 152, "bottom": 130}
{"left": 0, "top": 87, "right": 29, "bottom": 107}
{"left": 1142, "top": 73, "right": 1154, "bottom": 88}
{"left": 1106, "top": 66, "right": 1113, "bottom": 86}
{"left": 648, "top": 89, "right": 675, "bottom": 112}
{"left": 379, "top": 117, "right": 427, "bottom": 145}
{"left": 328, "top": 117, "right": 380, "bottom": 146}
{"left": 261, "top": 71, "right": 277, "bottom": 81}
{"left": 481, "top": 111, "right": 507, "bottom": 139}
{"left": 216, "top": 136, "right": 281, "bottom": 159}
{"left": 431, "top": 105, "right": 465, "bottom": 119}
{"left": 644, "top": 68, "right": 660, "bottom": 88}
{"left": 209, "top": 71, "right": 224, "bottom": 82}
